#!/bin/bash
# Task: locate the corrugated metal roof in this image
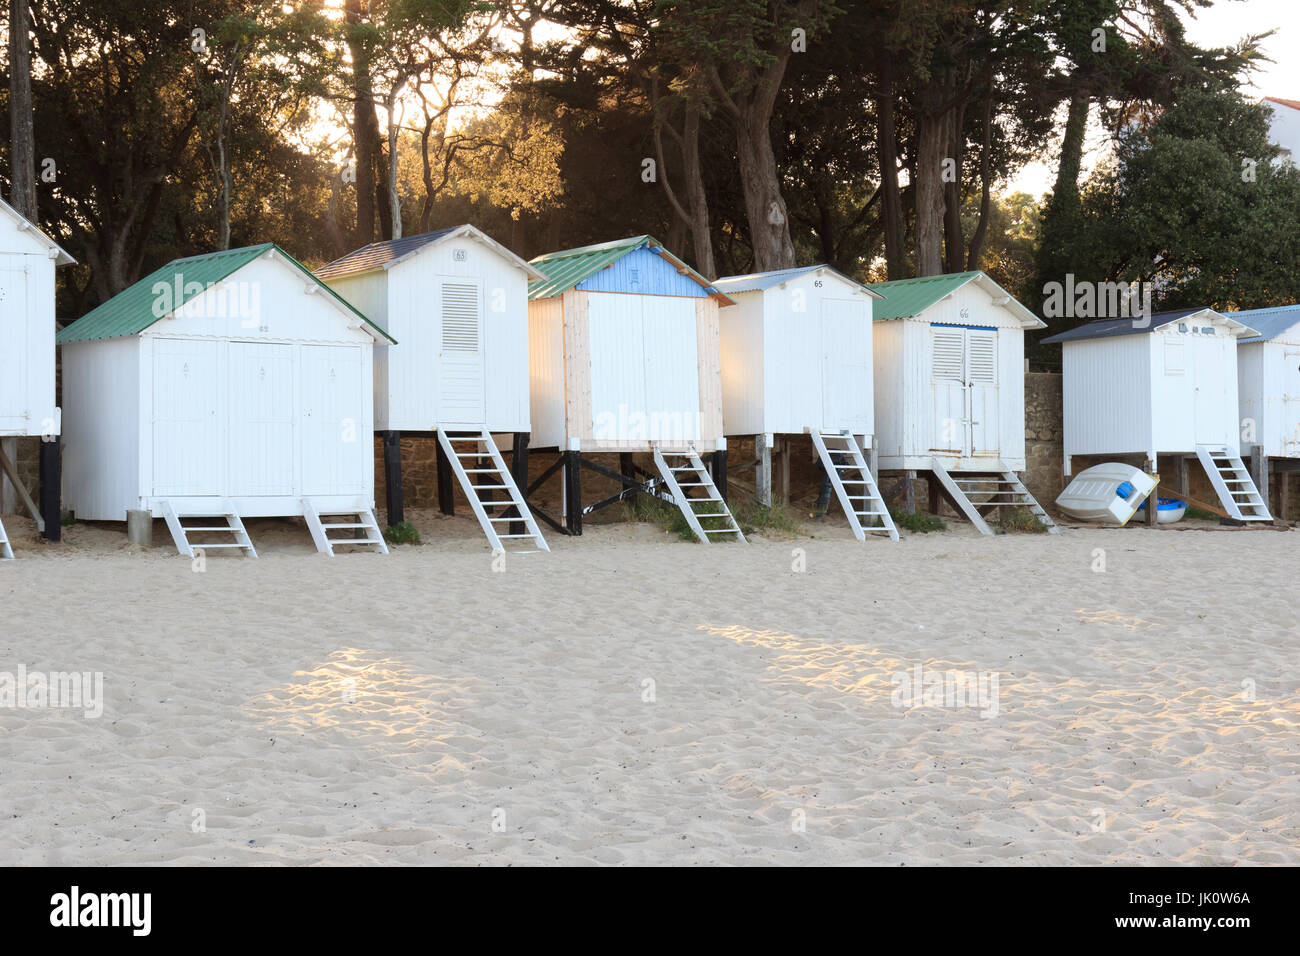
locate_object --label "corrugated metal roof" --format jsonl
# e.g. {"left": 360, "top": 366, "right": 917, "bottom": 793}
{"left": 57, "top": 244, "right": 394, "bottom": 345}
{"left": 1220, "top": 304, "right": 1300, "bottom": 343}
{"left": 315, "top": 227, "right": 458, "bottom": 278}
{"left": 866, "top": 271, "right": 1044, "bottom": 328}
{"left": 1038, "top": 308, "right": 1255, "bottom": 344}
{"left": 714, "top": 264, "right": 882, "bottom": 297}
{"left": 528, "top": 235, "right": 731, "bottom": 303}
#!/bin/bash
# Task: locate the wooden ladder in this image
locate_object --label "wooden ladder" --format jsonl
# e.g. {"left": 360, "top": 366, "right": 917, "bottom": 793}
{"left": 809, "top": 429, "right": 898, "bottom": 542}
{"left": 0, "top": 516, "right": 13, "bottom": 560}
{"left": 437, "top": 430, "right": 549, "bottom": 553}
{"left": 160, "top": 500, "right": 258, "bottom": 557}
{"left": 1195, "top": 445, "right": 1272, "bottom": 521}
{"left": 302, "top": 499, "right": 389, "bottom": 556}
{"left": 929, "top": 459, "right": 1059, "bottom": 535}
{"left": 652, "top": 446, "right": 746, "bottom": 543}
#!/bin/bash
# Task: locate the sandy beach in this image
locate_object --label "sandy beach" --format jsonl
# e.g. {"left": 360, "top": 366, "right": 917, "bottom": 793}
{"left": 1, "top": 511, "right": 1296, "bottom": 865}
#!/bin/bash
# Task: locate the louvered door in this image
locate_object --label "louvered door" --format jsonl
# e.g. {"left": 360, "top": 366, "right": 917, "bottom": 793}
{"left": 930, "top": 325, "right": 968, "bottom": 455}
{"left": 966, "top": 328, "right": 1000, "bottom": 457}
{"left": 438, "top": 279, "right": 485, "bottom": 425}
{"left": 930, "top": 325, "right": 999, "bottom": 458}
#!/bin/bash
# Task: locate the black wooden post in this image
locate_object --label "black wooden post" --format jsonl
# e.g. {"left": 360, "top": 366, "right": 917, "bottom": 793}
{"left": 39, "top": 438, "right": 60, "bottom": 542}
{"left": 382, "top": 430, "right": 404, "bottom": 526}
{"left": 510, "top": 433, "right": 530, "bottom": 536}
{"left": 564, "top": 450, "right": 582, "bottom": 535}
{"left": 619, "top": 452, "right": 636, "bottom": 506}
{"left": 711, "top": 448, "right": 728, "bottom": 501}
{"left": 435, "top": 432, "right": 455, "bottom": 516}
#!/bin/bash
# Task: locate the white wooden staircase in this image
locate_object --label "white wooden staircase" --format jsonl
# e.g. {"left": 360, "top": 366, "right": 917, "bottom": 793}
{"left": 302, "top": 499, "right": 389, "bottom": 556}
{"left": 437, "top": 430, "right": 549, "bottom": 553}
{"left": 929, "top": 459, "right": 1059, "bottom": 536}
{"left": 1195, "top": 445, "right": 1272, "bottom": 521}
{"left": 809, "top": 429, "right": 898, "bottom": 542}
{"left": 0, "top": 516, "right": 13, "bottom": 560}
{"left": 652, "top": 446, "right": 746, "bottom": 543}
{"left": 160, "top": 500, "right": 258, "bottom": 557}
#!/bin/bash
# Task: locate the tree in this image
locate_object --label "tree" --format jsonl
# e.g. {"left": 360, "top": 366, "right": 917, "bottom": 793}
{"left": 655, "top": 0, "right": 836, "bottom": 271}
{"left": 8, "top": 0, "right": 36, "bottom": 218}
{"left": 1052, "top": 87, "right": 1300, "bottom": 324}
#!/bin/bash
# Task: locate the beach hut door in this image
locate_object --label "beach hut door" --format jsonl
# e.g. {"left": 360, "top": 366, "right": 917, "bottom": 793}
{"left": 930, "top": 326, "right": 998, "bottom": 457}
{"left": 966, "top": 329, "right": 999, "bottom": 457}
{"left": 438, "top": 279, "right": 485, "bottom": 426}
{"left": 228, "top": 343, "right": 296, "bottom": 496}
{"left": 0, "top": 263, "right": 29, "bottom": 430}
{"left": 301, "top": 345, "right": 367, "bottom": 495}
{"left": 930, "top": 326, "right": 968, "bottom": 455}
{"left": 820, "top": 297, "right": 871, "bottom": 431}
{"left": 151, "top": 338, "right": 220, "bottom": 496}
{"left": 1285, "top": 349, "right": 1300, "bottom": 455}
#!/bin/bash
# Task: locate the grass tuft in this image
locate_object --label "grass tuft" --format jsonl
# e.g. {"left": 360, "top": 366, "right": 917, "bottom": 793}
{"left": 890, "top": 509, "right": 946, "bottom": 533}
{"left": 994, "top": 506, "right": 1050, "bottom": 534}
{"left": 383, "top": 521, "right": 421, "bottom": 545}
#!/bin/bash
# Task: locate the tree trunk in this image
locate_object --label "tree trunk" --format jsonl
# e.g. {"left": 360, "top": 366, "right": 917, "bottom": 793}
{"left": 875, "top": 65, "right": 905, "bottom": 279}
{"left": 735, "top": 108, "right": 794, "bottom": 271}
{"left": 966, "top": 95, "right": 994, "bottom": 270}
{"left": 8, "top": 0, "right": 37, "bottom": 219}
{"left": 942, "top": 104, "right": 965, "bottom": 273}
{"left": 345, "top": 0, "right": 378, "bottom": 243}
{"left": 914, "top": 111, "right": 947, "bottom": 277}
{"left": 681, "top": 105, "right": 715, "bottom": 279}
{"left": 1035, "top": 91, "right": 1090, "bottom": 291}
{"left": 385, "top": 94, "right": 402, "bottom": 240}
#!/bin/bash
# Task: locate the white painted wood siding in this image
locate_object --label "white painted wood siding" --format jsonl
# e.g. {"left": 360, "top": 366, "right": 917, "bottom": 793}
{"left": 527, "top": 296, "right": 566, "bottom": 448}
{"left": 60, "top": 338, "right": 141, "bottom": 521}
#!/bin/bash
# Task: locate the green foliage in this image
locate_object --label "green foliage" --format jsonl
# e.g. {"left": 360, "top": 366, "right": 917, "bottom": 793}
{"left": 622, "top": 493, "right": 745, "bottom": 542}
{"left": 1041, "top": 87, "right": 1300, "bottom": 326}
{"left": 1184, "top": 505, "right": 1222, "bottom": 521}
{"left": 383, "top": 521, "right": 421, "bottom": 545}
{"left": 732, "top": 501, "right": 800, "bottom": 536}
{"left": 994, "top": 507, "right": 1049, "bottom": 534}
{"left": 890, "top": 510, "right": 946, "bottom": 533}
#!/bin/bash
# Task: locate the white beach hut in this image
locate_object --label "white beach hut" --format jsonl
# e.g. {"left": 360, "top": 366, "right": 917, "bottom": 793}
{"left": 1042, "top": 307, "right": 1271, "bottom": 522}
{"left": 317, "top": 225, "right": 549, "bottom": 553}
{"left": 1222, "top": 304, "right": 1300, "bottom": 516}
{"left": 865, "top": 271, "right": 1057, "bottom": 534}
{"left": 0, "top": 196, "right": 74, "bottom": 558}
{"left": 526, "top": 235, "right": 744, "bottom": 542}
{"left": 57, "top": 243, "right": 396, "bottom": 557}
{"left": 712, "top": 264, "right": 895, "bottom": 541}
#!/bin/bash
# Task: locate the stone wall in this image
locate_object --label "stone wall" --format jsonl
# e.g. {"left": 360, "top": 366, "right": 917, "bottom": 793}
{"left": 1023, "top": 372, "right": 1064, "bottom": 507}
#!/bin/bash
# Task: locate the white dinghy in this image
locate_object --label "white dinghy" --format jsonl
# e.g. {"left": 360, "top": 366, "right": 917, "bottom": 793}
{"left": 1055, "top": 463, "right": 1158, "bottom": 525}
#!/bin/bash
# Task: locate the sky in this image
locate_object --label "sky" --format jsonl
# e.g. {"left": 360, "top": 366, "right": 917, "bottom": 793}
{"left": 1010, "top": 0, "right": 1300, "bottom": 195}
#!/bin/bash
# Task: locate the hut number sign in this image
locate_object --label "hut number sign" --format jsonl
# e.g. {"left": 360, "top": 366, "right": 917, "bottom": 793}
{"left": 454, "top": 248, "right": 468, "bottom": 261}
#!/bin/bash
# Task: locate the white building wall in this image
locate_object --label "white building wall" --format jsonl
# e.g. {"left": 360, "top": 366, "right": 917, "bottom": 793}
{"left": 718, "top": 289, "right": 765, "bottom": 436}
{"left": 871, "top": 320, "right": 906, "bottom": 460}
{"left": 60, "top": 337, "right": 141, "bottom": 521}
{"left": 62, "top": 254, "right": 378, "bottom": 521}
{"left": 324, "top": 270, "right": 390, "bottom": 429}
{"left": 1061, "top": 336, "right": 1153, "bottom": 463}
{"left": 998, "top": 326, "right": 1026, "bottom": 466}
{"left": 527, "top": 297, "right": 566, "bottom": 449}
{"left": 0, "top": 247, "right": 59, "bottom": 436}
{"left": 1266, "top": 101, "right": 1300, "bottom": 164}
{"left": 381, "top": 239, "right": 531, "bottom": 432}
